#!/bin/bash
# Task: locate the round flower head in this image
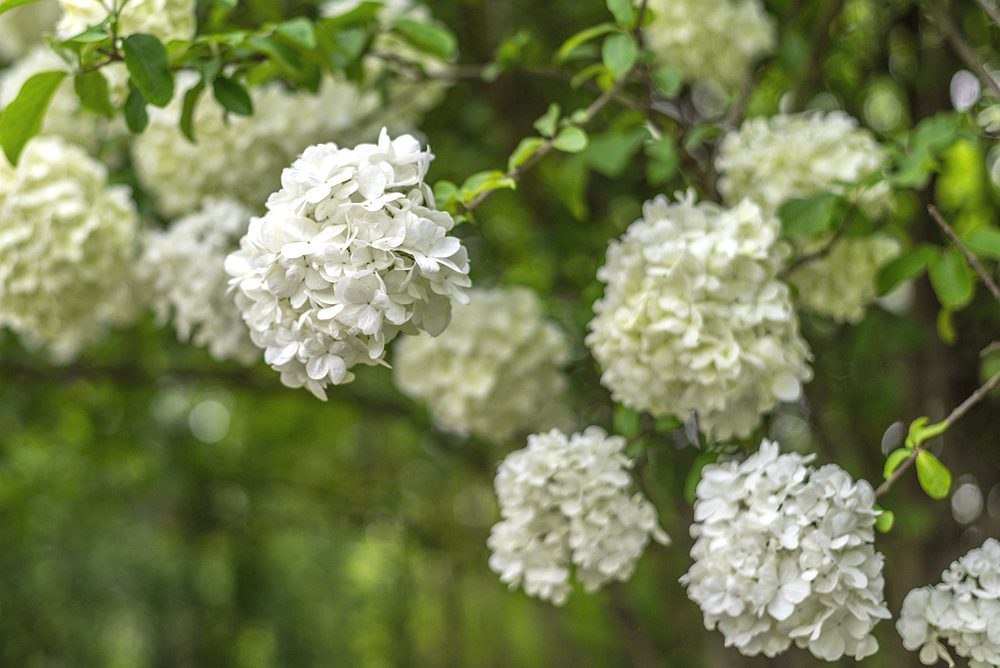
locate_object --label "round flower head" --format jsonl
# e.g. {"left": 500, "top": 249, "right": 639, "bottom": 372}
{"left": 586, "top": 191, "right": 812, "bottom": 440}
{"left": 225, "top": 129, "right": 471, "bottom": 400}
{"left": 57, "top": 0, "right": 195, "bottom": 42}
{"left": 140, "top": 198, "right": 258, "bottom": 365}
{"left": 645, "top": 0, "right": 775, "bottom": 91}
{"left": 897, "top": 538, "right": 1000, "bottom": 667}
{"left": 394, "top": 287, "right": 571, "bottom": 443}
{"left": 488, "top": 427, "right": 669, "bottom": 605}
{"left": 0, "top": 136, "right": 138, "bottom": 360}
{"left": 681, "top": 440, "right": 891, "bottom": 661}
{"left": 0, "top": 0, "right": 59, "bottom": 62}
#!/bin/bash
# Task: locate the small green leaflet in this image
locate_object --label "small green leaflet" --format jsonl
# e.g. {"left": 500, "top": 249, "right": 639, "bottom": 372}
{"left": 0, "top": 0, "right": 44, "bottom": 16}
{"left": 915, "top": 450, "right": 952, "bottom": 500}
{"left": 0, "top": 70, "right": 66, "bottom": 164}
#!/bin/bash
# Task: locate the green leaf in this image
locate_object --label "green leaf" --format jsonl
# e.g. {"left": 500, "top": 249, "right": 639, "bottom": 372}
{"left": 123, "top": 84, "right": 148, "bottom": 133}
{"left": 276, "top": 18, "right": 317, "bottom": 49}
{"left": 0, "top": 0, "right": 43, "bottom": 15}
{"left": 553, "top": 126, "right": 588, "bottom": 153}
{"left": 507, "top": 137, "right": 546, "bottom": 172}
{"left": 318, "top": 1, "right": 381, "bottom": 30}
{"left": 212, "top": 76, "right": 253, "bottom": 116}
{"left": 874, "top": 507, "right": 895, "bottom": 533}
{"left": 883, "top": 448, "right": 912, "bottom": 479}
{"left": 432, "top": 180, "right": 460, "bottom": 213}
{"left": 390, "top": 18, "right": 457, "bottom": 59}
{"left": 245, "top": 36, "right": 304, "bottom": 75}
{"left": 122, "top": 34, "right": 174, "bottom": 108}
{"left": 557, "top": 22, "right": 616, "bottom": 61}
{"left": 533, "top": 103, "right": 560, "bottom": 138}
{"left": 928, "top": 248, "right": 974, "bottom": 310}
{"left": 684, "top": 453, "right": 717, "bottom": 504}
{"left": 606, "top": 0, "right": 635, "bottom": 27}
{"left": 876, "top": 244, "right": 937, "bottom": 295}
{"left": 652, "top": 65, "right": 682, "bottom": 97}
{"left": 59, "top": 21, "right": 111, "bottom": 45}
{"left": 963, "top": 227, "right": 1000, "bottom": 260}
{"left": 459, "top": 170, "right": 516, "bottom": 201}
{"left": 779, "top": 192, "right": 841, "bottom": 239}
{"left": 583, "top": 126, "right": 647, "bottom": 178}
{"left": 613, "top": 405, "right": 641, "bottom": 438}
{"left": 73, "top": 70, "right": 114, "bottom": 117}
{"left": 905, "top": 417, "right": 950, "bottom": 449}
{"left": 179, "top": 80, "right": 205, "bottom": 142}
{"left": 601, "top": 33, "right": 636, "bottom": 81}
{"left": 683, "top": 123, "right": 721, "bottom": 150}
{"left": 915, "top": 450, "right": 952, "bottom": 500}
{"left": 645, "top": 135, "right": 678, "bottom": 185}
{"left": 937, "top": 307, "right": 957, "bottom": 345}
{"left": 0, "top": 70, "right": 66, "bottom": 164}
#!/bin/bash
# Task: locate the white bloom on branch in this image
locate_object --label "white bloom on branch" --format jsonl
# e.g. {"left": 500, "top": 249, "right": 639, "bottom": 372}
{"left": 225, "top": 129, "right": 471, "bottom": 399}
{"left": 488, "top": 427, "right": 669, "bottom": 605}
{"left": 394, "top": 286, "right": 571, "bottom": 443}
{"left": 140, "top": 198, "right": 258, "bottom": 365}
{"left": 586, "top": 191, "right": 812, "bottom": 440}
{"left": 0, "top": 136, "right": 138, "bottom": 360}
{"left": 897, "top": 537, "right": 1000, "bottom": 668}
{"left": 681, "top": 440, "right": 891, "bottom": 661}
{"left": 0, "top": 0, "right": 59, "bottom": 61}
{"left": 56, "top": 0, "right": 195, "bottom": 42}
{"left": 645, "top": 0, "right": 775, "bottom": 91}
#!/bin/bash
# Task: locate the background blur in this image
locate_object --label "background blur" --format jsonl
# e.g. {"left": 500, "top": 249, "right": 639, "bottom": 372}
{"left": 2, "top": 0, "right": 1000, "bottom": 665}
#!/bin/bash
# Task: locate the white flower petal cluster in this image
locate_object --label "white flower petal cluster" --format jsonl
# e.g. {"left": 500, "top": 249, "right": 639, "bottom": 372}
{"left": 897, "top": 538, "right": 1000, "bottom": 668}
{"left": 681, "top": 440, "right": 891, "bottom": 661}
{"left": 0, "top": 136, "right": 138, "bottom": 360}
{"left": 586, "top": 191, "right": 812, "bottom": 440}
{"left": 139, "top": 198, "right": 258, "bottom": 365}
{"left": 488, "top": 427, "right": 669, "bottom": 605}
{"left": 645, "top": 0, "right": 775, "bottom": 91}
{"left": 394, "top": 287, "right": 571, "bottom": 442}
{"left": 56, "top": 0, "right": 194, "bottom": 42}
{"left": 0, "top": 0, "right": 59, "bottom": 61}
{"left": 225, "top": 129, "right": 471, "bottom": 399}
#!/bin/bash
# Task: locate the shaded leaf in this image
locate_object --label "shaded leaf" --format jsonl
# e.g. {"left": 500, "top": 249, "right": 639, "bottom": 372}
{"left": 123, "top": 34, "right": 174, "bottom": 107}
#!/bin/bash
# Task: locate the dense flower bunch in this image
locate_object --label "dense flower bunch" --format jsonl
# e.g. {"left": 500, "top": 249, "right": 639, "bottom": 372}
{"left": 0, "top": 137, "right": 138, "bottom": 359}
{"left": 140, "top": 199, "right": 258, "bottom": 364}
{"left": 645, "top": 0, "right": 775, "bottom": 91}
{"left": 0, "top": 0, "right": 59, "bottom": 61}
{"left": 681, "top": 440, "right": 891, "bottom": 661}
{"left": 488, "top": 427, "right": 669, "bottom": 605}
{"left": 56, "top": 0, "right": 195, "bottom": 42}
{"left": 586, "top": 191, "right": 812, "bottom": 439}
{"left": 225, "top": 129, "right": 471, "bottom": 399}
{"left": 393, "top": 287, "right": 571, "bottom": 443}
{"left": 897, "top": 538, "right": 1000, "bottom": 667}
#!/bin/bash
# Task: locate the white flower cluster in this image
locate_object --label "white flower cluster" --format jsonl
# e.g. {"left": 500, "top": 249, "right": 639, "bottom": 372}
{"left": 897, "top": 538, "right": 1000, "bottom": 668}
{"left": 225, "top": 130, "right": 471, "bottom": 400}
{"left": 56, "top": 0, "right": 194, "bottom": 42}
{"left": 645, "top": 0, "right": 775, "bottom": 91}
{"left": 0, "top": 137, "right": 138, "bottom": 359}
{"left": 488, "top": 427, "right": 669, "bottom": 605}
{"left": 394, "top": 287, "right": 571, "bottom": 443}
{"left": 139, "top": 199, "right": 258, "bottom": 365}
{"left": 0, "top": 0, "right": 59, "bottom": 61}
{"left": 586, "top": 192, "right": 812, "bottom": 440}
{"left": 681, "top": 440, "right": 891, "bottom": 661}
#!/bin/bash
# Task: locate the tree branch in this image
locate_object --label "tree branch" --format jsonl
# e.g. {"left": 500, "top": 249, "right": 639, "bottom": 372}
{"left": 928, "top": 204, "right": 1000, "bottom": 303}
{"left": 927, "top": 1, "right": 1000, "bottom": 98}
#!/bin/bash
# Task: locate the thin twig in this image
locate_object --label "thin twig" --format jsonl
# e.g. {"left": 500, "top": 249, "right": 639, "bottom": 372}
{"left": 928, "top": 1, "right": 1000, "bottom": 98}
{"left": 928, "top": 204, "right": 1000, "bottom": 303}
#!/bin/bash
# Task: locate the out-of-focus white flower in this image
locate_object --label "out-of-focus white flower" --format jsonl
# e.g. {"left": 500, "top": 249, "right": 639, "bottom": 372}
{"left": 394, "top": 287, "right": 571, "bottom": 443}
{"left": 645, "top": 0, "right": 775, "bottom": 91}
{"left": 56, "top": 0, "right": 194, "bottom": 42}
{"left": 0, "top": 0, "right": 59, "bottom": 61}
{"left": 225, "top": 129, "right": 471, "bottom": 399}
{"left": 682, "top": 440, "right": 891, "bottom": 661}
{"left": 488, "top": 427, "right": 669, "bottom": 605}
{"left": 586, "top": 191, "right": 812, "bottom": 440}
{"left": 140, "top": 198, "right": 258, "bottom": 364}
{"left": 897, "top": 538, "right": 1000, "bottom": 668}
{"left": 0, "top": 136, "right": 138, "bottom": 360}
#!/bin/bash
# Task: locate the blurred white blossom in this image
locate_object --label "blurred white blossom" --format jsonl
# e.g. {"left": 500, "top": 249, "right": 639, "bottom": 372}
{"left": 0, "top": 0, "right": 59, "bottom": 61}
{"left": 56, "top": 0, "right": 194, "bottom": 42}
{"left": 586, "top": 191, "right": 812, "bottom": 440}
{"left": 226, "top": 129, "right": 471, "bottom": 399}
{"left": 897, "top": 537, "right": 1000, "bottom": 668}
{"left": 140, "top": 198, "right": 258, "bottom": 365}
{"left": 682, "top": 440, "right": 891, "bottom": 661}
{"left": 394, "top": 287, "right": 571, "bottom": 443}
{"left": 488, "top": 427, "right": 669, "bottom": 605}
{"left": 0, "top": 136, "right": 138, "bottom": 360}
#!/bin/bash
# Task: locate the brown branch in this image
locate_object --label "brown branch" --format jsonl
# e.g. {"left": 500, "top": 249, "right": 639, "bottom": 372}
{"left": 928, "top": 204, "right": 1000, "bottom": 303}
{"left": 928, "top": 1, "right": 1000, "bottom": 98}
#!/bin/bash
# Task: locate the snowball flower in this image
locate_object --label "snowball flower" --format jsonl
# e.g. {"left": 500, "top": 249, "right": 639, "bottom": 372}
{"left": 488, "top": 427, "right": 669, "bottom": 605}
{"left": 0, "top": 136, "right": 138, "bottom": 359}
{"left": 645, "top": 0, "right": 775, "bottom": 91}
{"left": 394, "top": 287, "right": 571, "bottom": 443}
{"left": 897, "top": 538, "right": 1000, "bottom": 668}
{"left": 226, "top": 129, "right": 471, "bottom": 399}
{"left": 681, "top": 440, "right": 891, "bottom": 661}
{"left": 0, "top": 0, "right": 59, "bottom": 61}
{"left": 140, "top": 199, "right": 258, "bottom": 364}
{"left": 586, "top": 191, "right": 812, "bottom": 440}
{"left": 56, "top": 0, "right": 194, "bottom": 42}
